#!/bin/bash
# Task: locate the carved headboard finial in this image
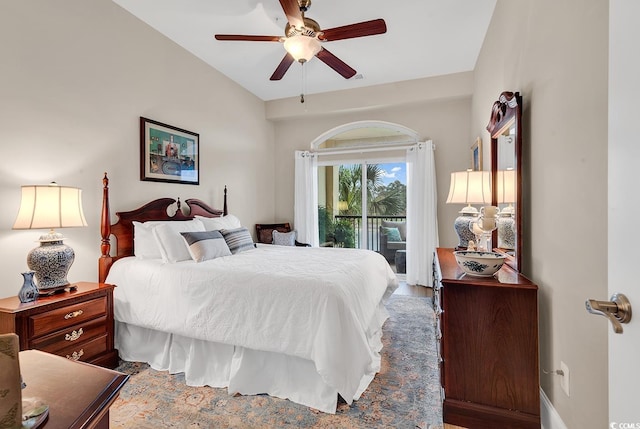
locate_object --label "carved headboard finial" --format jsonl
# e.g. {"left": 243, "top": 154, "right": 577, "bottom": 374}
{"left": 99, "top": 172, "right": 112, "bottom": 283}
{"left": 224, "top": 185, "right": 228, "bottom": 216}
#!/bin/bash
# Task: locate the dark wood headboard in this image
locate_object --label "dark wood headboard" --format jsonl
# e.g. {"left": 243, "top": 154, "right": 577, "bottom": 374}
{"left": 98, "top": 173, "right": 228, "bottom": 282}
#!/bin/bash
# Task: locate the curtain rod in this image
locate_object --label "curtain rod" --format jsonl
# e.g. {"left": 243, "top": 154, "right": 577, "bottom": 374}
{"left": 313, "top": 143, "right": 419, "bottom": 156}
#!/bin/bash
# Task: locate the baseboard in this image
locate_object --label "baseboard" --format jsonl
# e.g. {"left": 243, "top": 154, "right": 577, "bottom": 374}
{"left": 540, "top": 388, "right": 569, "bottom": 429}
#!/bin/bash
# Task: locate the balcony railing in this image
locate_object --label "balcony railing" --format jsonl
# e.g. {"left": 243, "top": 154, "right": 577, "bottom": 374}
{"left": 334, "top": 215, "right": 406, "bottom": 251}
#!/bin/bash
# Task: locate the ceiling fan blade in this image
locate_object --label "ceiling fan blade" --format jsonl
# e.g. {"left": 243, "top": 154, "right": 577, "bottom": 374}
{"left": 270, "top": 53, "right": 295, "bottom": 81}
{"left": 315, "top": 48, "right": 356, "bottom": 79}
{"left": 278, "top": 0, "right": 305, "bottom": 29}
{"left": 319, "top": 19, "right": 387, "bottom": 42}
{"left": 215, "top": 34, "right": 281, "bottom": 42}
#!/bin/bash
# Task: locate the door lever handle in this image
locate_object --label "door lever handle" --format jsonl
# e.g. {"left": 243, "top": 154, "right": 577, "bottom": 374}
{"left": 585, "top": 293, "right": 632, "bottom": 334}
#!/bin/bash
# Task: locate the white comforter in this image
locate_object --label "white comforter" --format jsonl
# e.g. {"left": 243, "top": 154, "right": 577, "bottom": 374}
{"left": 107, "top": 244, "right": 398, "bottom": 407}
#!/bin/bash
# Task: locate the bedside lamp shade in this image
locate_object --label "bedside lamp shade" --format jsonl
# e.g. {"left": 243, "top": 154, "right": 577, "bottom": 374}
{"left": 446, "top": 170, "right": 492, "bottom": 208}
{"left": 13, "top": 185, "right": 87, "bottom": 230}
{"left": 496, "top": 169, "right": 516, "bottom": 207}
{"left": 446, "top": 170, "right": 492, "bottom": 248}
{"left": 13, "top": 183, "right": 87, "bottom": 294}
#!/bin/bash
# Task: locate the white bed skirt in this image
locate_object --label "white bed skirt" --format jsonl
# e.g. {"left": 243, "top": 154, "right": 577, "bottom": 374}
{"left": 115, "top": 302, "right": 390, "bottom": 414}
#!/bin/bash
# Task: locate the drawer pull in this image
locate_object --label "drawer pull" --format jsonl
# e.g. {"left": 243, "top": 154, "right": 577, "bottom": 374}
{"left": 66, "top": 349, "right": 84, "bottom": 361}
{"left": 64, "top": 310, "right": 84, "bottom": 320}
{"left": 65, "top": 328, "right": 83, "bottom": 341}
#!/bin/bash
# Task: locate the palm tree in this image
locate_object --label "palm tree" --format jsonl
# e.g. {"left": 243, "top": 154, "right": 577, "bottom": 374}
{"left": 370, "top": 180, "right": 405, "bottom": 215}
{"left": 338, "top": 164, "right": 405, "bottom": 215}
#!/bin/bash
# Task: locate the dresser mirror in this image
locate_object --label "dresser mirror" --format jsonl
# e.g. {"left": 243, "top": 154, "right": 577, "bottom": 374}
{"left": 487, "top": 91, "right": 522, "bottom": 272}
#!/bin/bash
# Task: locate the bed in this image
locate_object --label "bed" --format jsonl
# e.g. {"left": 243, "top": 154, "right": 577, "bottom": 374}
{"left": 98, "top": 173, "right": 398, "bottom": 413}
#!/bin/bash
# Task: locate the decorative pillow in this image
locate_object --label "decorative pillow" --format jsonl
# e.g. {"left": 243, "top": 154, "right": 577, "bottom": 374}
{"left": 133, "top": 221, "right": 163, "bottom": 259}
{"left": 152, "top": 219, "right": 205, "bottom": 263}
{"left": 195, "top": 214, "right": 241, "bottom": 231}
{"left": 258, "top": 228, "right": 275, "bottom": 244}
{"left": 382, "top": 226, "right": 402, "bottom": 242}
{"left": 181, "top": 231, "right": 231, "bottom": 262}
{"left": 381, "top": 220, "right": 406, "bottom": 241}
{"left": 220, "top": 227, "right": 256, "bottom": 254}
{"left": 272, "top": 230, "right": 296, "bottom": 246}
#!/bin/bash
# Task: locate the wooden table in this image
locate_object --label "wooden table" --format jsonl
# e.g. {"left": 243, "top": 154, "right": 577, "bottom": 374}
{"left": 19, "top": 350, "right": 128, "bottom": 429}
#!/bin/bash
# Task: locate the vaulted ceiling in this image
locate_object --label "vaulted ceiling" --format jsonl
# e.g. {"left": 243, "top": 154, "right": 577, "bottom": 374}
{"left": 112, "top": 0, "right": 497, "bottom": 101}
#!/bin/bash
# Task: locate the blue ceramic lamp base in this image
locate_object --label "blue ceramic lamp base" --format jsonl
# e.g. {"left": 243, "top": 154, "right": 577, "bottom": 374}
{"left": 26, "top": 239, "right": 75, "bottom": 295}
{"left": 454, "top": 213, "right": 478, "bottom": 249}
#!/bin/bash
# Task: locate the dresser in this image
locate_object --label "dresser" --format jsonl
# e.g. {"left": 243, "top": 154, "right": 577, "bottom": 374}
{"left": 0, "top": 282, "right": 118, "bottom": 368}
{"left": 434, "top": 248, "right": 540, "bottom": 429}
{"left": 20, "top": 349, "right": 128, "bottom": 429}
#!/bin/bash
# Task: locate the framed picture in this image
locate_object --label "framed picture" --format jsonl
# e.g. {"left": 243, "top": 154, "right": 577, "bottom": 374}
{"left": 140, "top": 117, "right": 199, "bottom": 185}
{"left": 471, "top": 137, "right": 482, "bottom": 170}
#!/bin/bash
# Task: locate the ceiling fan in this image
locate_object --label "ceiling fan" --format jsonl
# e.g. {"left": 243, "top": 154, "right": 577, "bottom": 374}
{"left": 214, "top": 0, "right": 387, "bottom": 81}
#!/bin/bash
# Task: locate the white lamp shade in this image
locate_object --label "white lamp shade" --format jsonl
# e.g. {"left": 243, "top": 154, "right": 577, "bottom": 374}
{"left": 13, "top": 184, "right": 88, "bottom": 230}
{"left": 445, "top": 170, "right": 492, "bottom": 205}
{"left": 496, "top": 169, "right": 516, "bottom": 204}
{"left": 284, "top": 35, "right": 321, "bottom": 62}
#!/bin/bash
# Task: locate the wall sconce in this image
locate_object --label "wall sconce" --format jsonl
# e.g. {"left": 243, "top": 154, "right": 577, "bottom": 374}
{"left": 12, "top": 183, "right": 88, "bottom": 295}
{"left": 446, "top": 170, "right": 492, "bottom": 249}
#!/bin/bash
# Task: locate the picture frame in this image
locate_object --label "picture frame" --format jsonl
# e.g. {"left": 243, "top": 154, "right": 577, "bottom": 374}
{"left": 140, "top": 117, "right": 199, "bottom": 185}
{"left": 471, "top": 137, "right": 483, "bottom": 171}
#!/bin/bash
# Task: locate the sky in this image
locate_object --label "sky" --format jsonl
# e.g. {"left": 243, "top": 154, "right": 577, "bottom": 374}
{"left": 379, "top": 162, "right": 406, "bottom": 186}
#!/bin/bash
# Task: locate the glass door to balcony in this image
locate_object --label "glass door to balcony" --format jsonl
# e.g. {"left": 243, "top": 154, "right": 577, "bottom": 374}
{"left": 317, "top": 161, "right": 407, "bottom": 251}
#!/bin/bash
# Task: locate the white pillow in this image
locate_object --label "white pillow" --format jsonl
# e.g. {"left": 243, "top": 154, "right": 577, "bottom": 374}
{"left": 181, "top": 231, "right": 232, "bottom": 262}
{"left": 196, "top": 214, "right": 241, "bottom": 231}
{"left": 273, "top": 230, "right": 296, "bottom": 246}
{"left": 152, "top": 219, "right": 205, "bottom": 263}
{"left": 133, "top": 221, "right": 164, "bottom": 259}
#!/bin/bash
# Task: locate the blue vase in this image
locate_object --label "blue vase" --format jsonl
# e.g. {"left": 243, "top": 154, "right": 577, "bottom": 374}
{"left": 18, "top": 271, "right": 38, "bottom": 303}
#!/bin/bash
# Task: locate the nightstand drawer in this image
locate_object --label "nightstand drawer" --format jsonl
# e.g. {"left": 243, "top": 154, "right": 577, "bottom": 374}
{"left": 56, "top": 334, "right": 109, "bottom": 363}
{"left": 30, "top": 316, "right": 108, "bottom": 353}
{"left": 30, "top": 296, "right": 107, "bottom": 338}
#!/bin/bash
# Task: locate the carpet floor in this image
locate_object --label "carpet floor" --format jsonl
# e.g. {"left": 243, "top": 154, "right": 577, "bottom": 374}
{"left": 110, "top": 295, "right": 443, "bottom": 428}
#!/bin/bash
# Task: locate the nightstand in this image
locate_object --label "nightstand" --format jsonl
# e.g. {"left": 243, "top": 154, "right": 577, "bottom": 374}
{"left": 0, "top": 282, "right": 118, "bottom": 368}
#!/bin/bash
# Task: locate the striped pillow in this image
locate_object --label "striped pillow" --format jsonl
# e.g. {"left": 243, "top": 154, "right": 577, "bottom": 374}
{"left": 220, "top": 227, "right": 256, "bottom": 254}
{"left": 181, "top": 231, "right": 231, "bottom": 262}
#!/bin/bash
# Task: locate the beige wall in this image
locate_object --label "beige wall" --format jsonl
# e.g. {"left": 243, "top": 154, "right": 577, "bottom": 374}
{"left": 0, "top": 0, "right": 275, "bottom": 298}
{"left": 268, "top": 73, "right": 475, "bottom": 248}
{"left": 0, "top": 1, "right": 610, "bottom": 426}
{"left": 473, "top": 1, "right": 609, "bottom": 428}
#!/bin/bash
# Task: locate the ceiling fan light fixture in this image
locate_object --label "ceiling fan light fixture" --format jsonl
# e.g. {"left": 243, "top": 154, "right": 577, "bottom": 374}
{"left": 284, "top": 35, "right": 321, "bottom": 63}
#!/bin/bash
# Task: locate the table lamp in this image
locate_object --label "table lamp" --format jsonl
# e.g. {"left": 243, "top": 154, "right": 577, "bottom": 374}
{"left": 12, "top": 183, "right": 88, "bottom": 295}
{"left": 446, "top": 170, "right": 492, "bottom": 248}
{"left": 496, "top": 169, "right": 516, "bottom": 250}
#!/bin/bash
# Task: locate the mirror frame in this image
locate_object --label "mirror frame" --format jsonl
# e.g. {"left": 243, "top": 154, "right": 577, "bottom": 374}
{"left": 487, "top": 91, "right": 522, "bottom": 272}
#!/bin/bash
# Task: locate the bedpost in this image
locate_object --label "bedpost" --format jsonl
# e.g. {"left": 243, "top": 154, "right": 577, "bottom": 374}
{"left": 99, "top": 172, "right": 113, "bottom": 283}
{"left": 223, "top": 185, "right": 228, "bottom": 216}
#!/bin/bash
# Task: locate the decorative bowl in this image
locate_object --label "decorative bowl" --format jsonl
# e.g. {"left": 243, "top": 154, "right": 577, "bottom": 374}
{"left": 453, "top": 251, "right": 507, "bottom": 277}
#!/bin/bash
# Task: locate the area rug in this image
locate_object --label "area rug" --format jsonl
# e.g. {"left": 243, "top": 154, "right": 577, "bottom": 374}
{"left": 110, "top": 295, "right": 443, "bottom": 428}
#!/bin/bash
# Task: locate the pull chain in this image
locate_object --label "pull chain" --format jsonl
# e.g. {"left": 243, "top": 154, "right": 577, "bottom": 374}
{"left": 300, "top": 61, "right": 306, "bottom": 103}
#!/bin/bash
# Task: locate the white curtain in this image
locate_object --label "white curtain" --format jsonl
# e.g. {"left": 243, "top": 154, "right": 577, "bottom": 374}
{"left": 294, "top": 151, "right": 319, "bottom": 247}
{"left": 406, "top": 141, "right": 439, "bottom": 286}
